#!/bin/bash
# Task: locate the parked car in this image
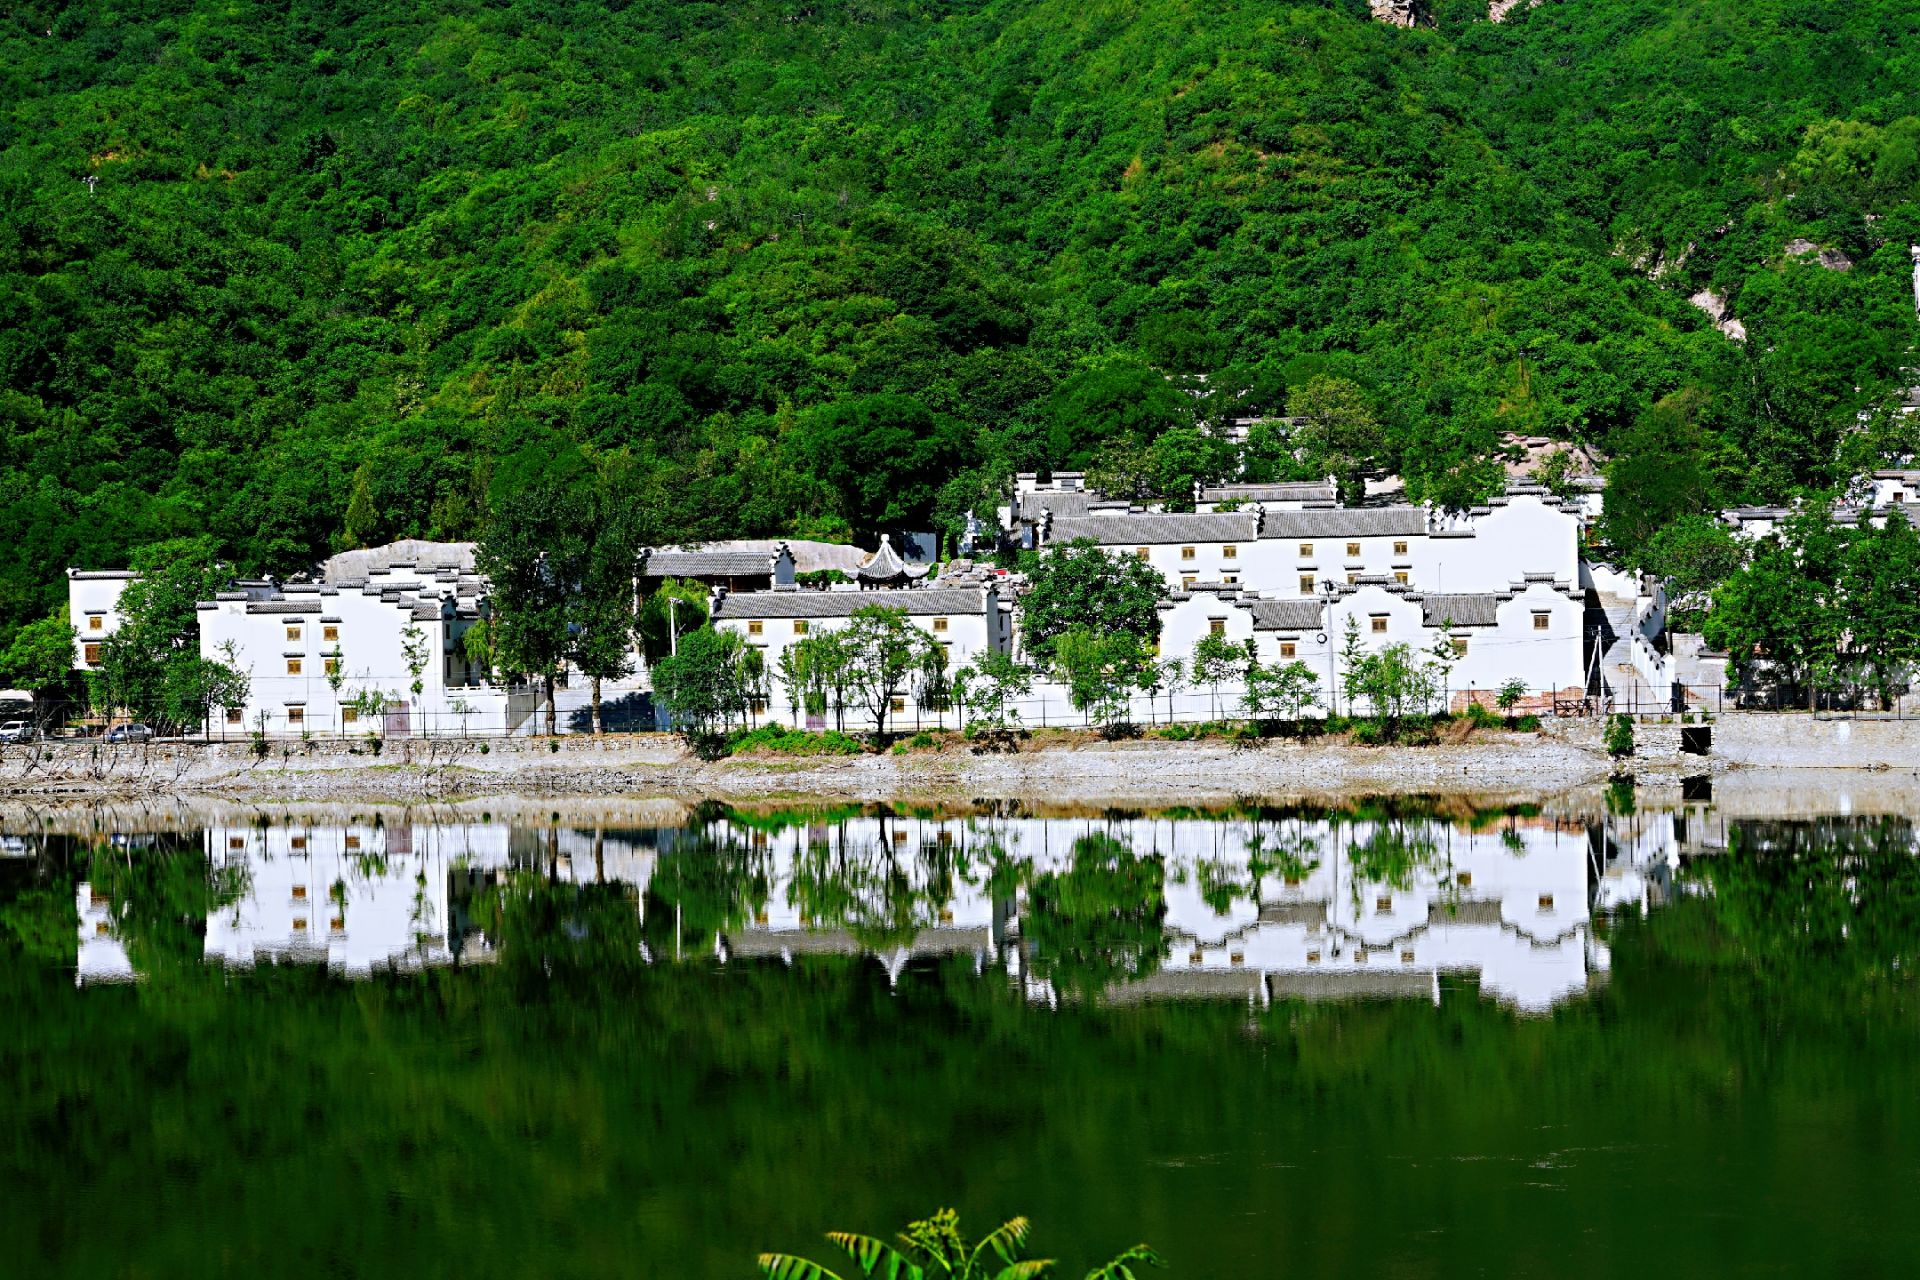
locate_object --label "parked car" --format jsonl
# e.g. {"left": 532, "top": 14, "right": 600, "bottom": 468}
{"left": 105, "top": 723, "right": 153, "bottom": 744}
{"left": 0, "top": 721, "right": 37, "bottom": 744}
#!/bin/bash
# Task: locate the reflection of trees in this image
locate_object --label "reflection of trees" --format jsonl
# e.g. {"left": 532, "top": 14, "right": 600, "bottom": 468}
{"left": 1195, "top": 824, "right": 1323, "bottom": 914}
{"left": 642, "top": 832, "right": 771, "bottom": 956}
{"left": 1690, "top": 819, "right": 1920, "bottom": 980}
{"left": 1025, "top": 833, "right": 1167, "bottom": 998}
{"left": 85, "top": 838, "right": 249, "bottom": 980}
{"left": 491, "top": 869, "right": 644, "bottom": 976}
{"left": 785, "top": 823, "right": 976, "bottom": 951}
{"left": 1345, "top": 822, "right": 1443, "bottom": 895}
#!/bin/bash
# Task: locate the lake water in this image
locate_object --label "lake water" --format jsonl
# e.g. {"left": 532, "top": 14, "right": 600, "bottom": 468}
{"left": 3, "top": 793, "right": 1918, "bottom": 1278}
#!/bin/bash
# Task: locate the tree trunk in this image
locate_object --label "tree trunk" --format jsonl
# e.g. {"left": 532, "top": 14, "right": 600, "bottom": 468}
{"left": 545, "top": 672, "right": 558, "bottom": 735}
{"left": 591, "top": 675, "right": 603, "bottom": 735}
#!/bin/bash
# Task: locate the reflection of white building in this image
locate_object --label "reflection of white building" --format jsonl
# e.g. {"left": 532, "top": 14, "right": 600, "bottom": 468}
{"left": 75, "top": 881, "right": 134, "bottom": 984}
{"left": 714, "top": 811, "right": 1611, "bottom": 1012}
{"left": 202, "top": 819, "right": 513, "bottom": 975}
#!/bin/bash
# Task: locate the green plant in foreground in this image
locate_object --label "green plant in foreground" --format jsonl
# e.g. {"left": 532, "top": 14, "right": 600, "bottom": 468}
{"left": 759, "top": 1207, "right": 1163, "bottom": 1280}
{"left": 1605, "top": 713, "right": 1635, "bottom": 758}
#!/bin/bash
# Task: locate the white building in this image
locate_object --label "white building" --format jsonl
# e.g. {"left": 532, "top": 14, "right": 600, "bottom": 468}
{"left": 65, "top": 569, "right": 136, "bottom": 672}
{"left": 710, "top": 583, "right": 1010, "bottom": 728}
{"left": 1046, "top": 491, "right": 1584, "bottom": 602}
{"left": 196, "top": 543, "right": 525, "bottom": 737}
{"left": 1153, "top": 570, "right": 1588, "bottom": 713}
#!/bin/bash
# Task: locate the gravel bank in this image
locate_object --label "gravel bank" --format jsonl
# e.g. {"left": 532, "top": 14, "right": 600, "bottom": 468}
{"left": 0, "top": 729, "right": 1629, "bottom": 806}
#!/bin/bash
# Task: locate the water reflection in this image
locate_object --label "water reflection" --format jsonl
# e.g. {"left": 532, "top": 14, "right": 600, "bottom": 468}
{"left": 23, "top": 799, "right": 1722, "bottom": 1010}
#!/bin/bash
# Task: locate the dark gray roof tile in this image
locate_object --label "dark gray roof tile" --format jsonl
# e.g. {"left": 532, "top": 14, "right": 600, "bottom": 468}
{"left": 712, "top": 587, "right": 988, "bottom": 619}
{"left": 1050, "top": 513, "right": 1259, "bottom": 545}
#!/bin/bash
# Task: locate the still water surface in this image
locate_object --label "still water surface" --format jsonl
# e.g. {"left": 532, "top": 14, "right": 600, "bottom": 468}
{"left": 3, "top": 796, "right": 1918, "bottom": 1277}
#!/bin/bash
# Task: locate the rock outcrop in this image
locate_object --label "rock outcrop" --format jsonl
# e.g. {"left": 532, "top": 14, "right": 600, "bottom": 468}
{"left": 1689, "top": 290, "right": 1747, "bottom": 343}
{"left": 1784, "top": 237, "right": 1854, "bottom": 272}
{"left": 1369, "top": 0, "right": 1427, "bottom": 27}
{"left": 1489, "top": 0, "right": 1544, "bottom": 20}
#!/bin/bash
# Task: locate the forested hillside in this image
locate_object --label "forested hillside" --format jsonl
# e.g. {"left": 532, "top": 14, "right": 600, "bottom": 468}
{"left": 4, "top": 0, "right": 1920, "bottom": 645}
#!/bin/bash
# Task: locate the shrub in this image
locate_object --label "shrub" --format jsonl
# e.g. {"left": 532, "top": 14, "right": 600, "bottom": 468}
{"left": 907, "top": 730, "right": 936, "bottom": 750}
{"left": 1465, "top": 703, "right": 1502, "bottom": 730}
{"left": 1514, "top": 713, "right": 1542, "bottom": 733}
{"left": 479, "top": 742, "right": 490, "bottom": 754}
{"left": 549, "top": 739, "right": 560, "bottom": 752}
{"left": 1351, "top": 719, "right": 1384, "bottom": 746}
{"left": 727, "top": 725, "right": 867, "bottom": 756}
{"left": 1397, "top": 715, "right": 1437, "bottom": 745}
{"left": 1605, "top": 713, "right": 1635, "bottom": 757}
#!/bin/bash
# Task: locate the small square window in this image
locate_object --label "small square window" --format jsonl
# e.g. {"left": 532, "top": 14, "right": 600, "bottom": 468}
{"left": 285, "top": 626, "right": 301, "bottom": 642}
{"left": 342, "top": 707, "right": 359, "bottom": 725}
{"left": 330, "top": 916, "right": 345, "bottom": 933}
{"left": 1457, "top": 871, "right": 1473, "bottom": 888}
{"left": 292, "top": 918, "right": 308, "bottom": 932}
{"left": 226, "top": 707, "right": 244, "bottom": 723}
{"left": 1400, "top": 950, "right": 1415, "bottom": 964}
{"left": 1346, "top": 541, "right": 1361, "bottom": 557}
{"left": 345, "top": 835, "right": 361, "bottom": 850}
{"left": 1370, "top": 616, "right": 1388, "bottom": 633}
{"left": 1533, "top": 612, "right": 1551, "bottom": 631}
{"left": 1375, "top": 895, "right": 1393, "bottom": 914}
{"left": 1180, "top": 546, "right": 1196, "bottom": 560}
{"left": 1299, "top": 575, "right": 1315, "bottom": 594}
{"left": 1134, "top": 547, "right": 1149, "bottom": 560}
{"left": 1279, "top": 642, "right": 1297, "bottom": 658}
{"left": 290, "top": 836, "right": 307, "bottom": 852}
{"left": 1452, "top": 637, "right": 1469, "bottom": 657}
{"left": 1222, "top": 545, "right": 1238, "bottom": 560}
{"left": 286, "top": 658, "right": 303, "bottom": 675}
{"left": 892, "top": 828, "right": 908, "bottom": 843}
{"left": 1223, "top": 574, "right": 1238, "bottom": 585}
{"left": 1538, "top": 893, "right": 1555, "bottom": 912}
{"left": 1346, "top": 572, "right": 1359, "bottom": 585}
{"left": 1298, "top": 543, "right": 1313, "bottom": 558}
{"left": 1393, "top": 541, "right": 1409, "bottom": 556}
{"left": 1394, "top": 571, "right": 1408, "bottom": 585}
{"left": 292, "top": 885, "right": 308, "bottom": 900}
{"left": 932, "top": 618, "right": 949, "bottom": 633}
{"left": 1181, "top": 576, "right": 1196, "bottom": 589}
{"left": 323, "top": 625, "right": 339, "bottom": 643}
{"left": 1306, "top": 949, "right": 1321, "bottom": 964}
{"left": 83, "top": 644, "right": 101, "bottom": 665}
{"left": 747, "top": 620, "right": 763, "bottom": 636}
{"left": 87, "top": 615, "right": 104, "bottom": 631}
{"left": 324, "top": 657, "right": 340, "bottom": 675}
{"left": 793, "top": 620, "right": 809, "bottom": 636}
{"left": 890, "top": 697, "right": 905, "bottom": 713}
{"left": 95, "top": 920, "right": 110, "bottom": 935}
{"left": 287, "top": 708, "right": 304, "bottom": 725}
{"left": 1209, "top": 619, "right": 1226, "bottom": 636}
{"left": 228, "top": 836, "right": 245, "bottom": 850}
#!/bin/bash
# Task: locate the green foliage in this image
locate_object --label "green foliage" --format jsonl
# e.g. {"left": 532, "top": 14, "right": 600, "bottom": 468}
{"left": 1051, "top": 627, "right": 1156, "bottom": 731}
{"left": 1606, "top": 714, "right": 1636, "bottom": 759}
{"left": 652, "top": 627, "right": 753, "bottom": 741}
{"left": 1025, "top": 834, "right": 1168, "bottom": 999}
{"left": 727, "top": 725, "right": 867, "bottom": 757}
{"left": 1244, "top": 659, "right": 1321, "bottom": 722}
{"left": 638, "top": 580, "right": 711, "bottom": 666}
{"left": 0, "top": 612, "right": 77, "bottom": 708}
{"left": 1188, "top": 632, "right": 1249, "bottom": 719}
{"left": 955, "top": 650, "right": 1035, "bottom": 732}
{"left": 841, "top": 605, "right": 938, "bottom": 737}
{"left": 1702, "top": 506, "right": 1920, "bottom": 707}
{"left": 6, "top": 0, "right": 1920, "bottom": 646}
{"left": 1019, "top": 541, "right": 1167, "bottom": 662}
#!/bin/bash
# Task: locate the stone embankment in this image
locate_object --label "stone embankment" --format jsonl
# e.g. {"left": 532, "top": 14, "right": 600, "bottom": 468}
{"left": 3, "top": 714, "right": 1915, "bottom": 806}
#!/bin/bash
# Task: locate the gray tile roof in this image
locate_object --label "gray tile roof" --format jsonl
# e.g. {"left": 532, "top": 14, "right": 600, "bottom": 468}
{"left": 1259, "top": 507, "right": 1428, "bottom": 539}
{"left": 1050, "top": 512, "right": 1260, "bottom": 545}
{"left": 1247, "top": 599, "right": 1326, "bottom": 631}
{"left": 639, "top": 549, "right": 775, "bottom": 577}
{"left": 713, "top": 587, "right": 988, "bottom": 619}
{"left": 1200, "top": 482, "right": 1336, "bottom": 504}
{"left": 1419, "top": 594, "right": 1501, "bottom": 628}
{"left": 244, "top": 601, "right": 322, "bottom": 615}
{"left": 1015, "top": 488, "right": 1098, "bottom": 520}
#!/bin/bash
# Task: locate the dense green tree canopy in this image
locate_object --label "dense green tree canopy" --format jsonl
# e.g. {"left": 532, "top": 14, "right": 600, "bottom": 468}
{"left": 7, "top": 0, "right": 1920, "bottom": 653}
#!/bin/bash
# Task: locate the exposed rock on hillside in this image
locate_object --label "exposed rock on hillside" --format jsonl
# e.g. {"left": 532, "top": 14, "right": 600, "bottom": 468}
{"left": 1784, "top": 237, "right": 1854, "bottom": 271}
{"left": 1490, "top": 0, "right": 1545, "bottom": 20}
{"left": 1689, "top": 290, "right": 1748, "bottom": 343}
{"left": 1369, "top": 0, "right": 1428, "bottom": 27}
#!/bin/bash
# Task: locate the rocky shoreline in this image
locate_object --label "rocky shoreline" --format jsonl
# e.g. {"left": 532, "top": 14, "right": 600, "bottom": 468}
{"left": 5, "top": 714, "right": 1916, "bottom": 808}
{"left": 0, "top": 725, "right": 1684, "bottom": 806}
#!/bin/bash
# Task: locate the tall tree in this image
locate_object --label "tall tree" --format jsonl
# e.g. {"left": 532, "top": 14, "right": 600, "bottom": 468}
{"left": 1018, "top": 539, "right": 1167, "bottom": 662}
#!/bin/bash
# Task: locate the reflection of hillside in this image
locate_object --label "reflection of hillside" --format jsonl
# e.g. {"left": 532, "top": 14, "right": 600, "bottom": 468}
{"left": 49, "top": 804, "right": 1714, "bottom": 1011}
